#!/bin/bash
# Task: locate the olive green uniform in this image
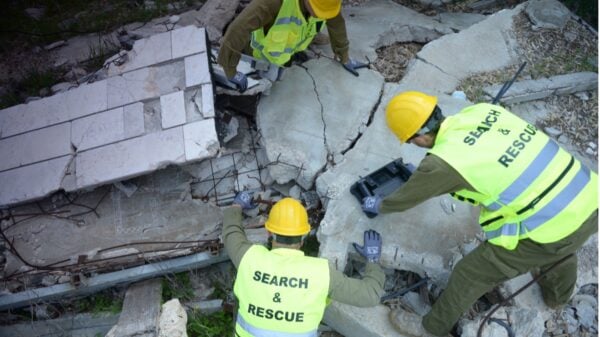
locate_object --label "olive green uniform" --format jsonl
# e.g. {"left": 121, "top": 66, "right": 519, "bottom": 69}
{"left": 218, "top": 0, "right": 350, "bottom": 79}
{"left": 222, "top": 206, "right": 385, "bottom": 308}
{"left": 381, "top": 154, "right": 598, "bottom": 336}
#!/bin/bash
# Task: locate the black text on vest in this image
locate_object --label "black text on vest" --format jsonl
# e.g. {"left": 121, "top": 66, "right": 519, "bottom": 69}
{"left": 248, "top": 304, "right": 305, "bottom": 322}
{"left": 253, "top": 271, "right": 309, "bottom": 289}
{"left": 497, "top": 124, "right": 537, "bottom": 168}
{"left": 463, "top": 109, "right": 502, "bottom": 146}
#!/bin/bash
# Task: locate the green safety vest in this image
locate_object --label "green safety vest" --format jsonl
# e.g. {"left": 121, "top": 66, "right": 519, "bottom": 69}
{"left": 251, "top": 0, "right": 325, "bottom": 65}
{"left": 233, "top": 245, "right": 329, "bottom": 337}
{"left": 429, "top": 103, "right": 598, "bottom": 250}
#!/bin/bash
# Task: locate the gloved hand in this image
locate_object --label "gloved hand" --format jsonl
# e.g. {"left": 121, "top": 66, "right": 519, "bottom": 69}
{"left": 342, "top": 59, "right": 369, "bottom": 77}
{"left": 353, "top": 229, "right": 382, "bottom": 263}
{"left": 229, "top": 71, "right": 248, "bottom": 92}
{"left": 233, "top": 191, "right": 256, "bottom": 210}
{"left": 362, "top": 195, "right": 382, "bottom": 216}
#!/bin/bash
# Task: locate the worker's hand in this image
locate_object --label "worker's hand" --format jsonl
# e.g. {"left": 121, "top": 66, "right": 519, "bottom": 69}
{"left": 229, "top": 71, "right": 248, "bottom": 92}
{"left": 353, "top": 229, "right": 382, "bottom": 263}
{"left": 362, "top": 195, "right": 382, "bottom": 216}
{"left": 342, "top": 59, "right": 368, "bottom": 77}
{"left": 233, "top": 191, "right": 256, "bottom": 210}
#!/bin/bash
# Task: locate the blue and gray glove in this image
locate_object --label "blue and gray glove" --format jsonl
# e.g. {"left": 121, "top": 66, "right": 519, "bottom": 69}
{"left": 362, "top": 195, "right": 382, "bottom": 216}
{"left": 343, "top": 59, "right": 369, "bottom": 77}
{"left": 229, "top": 71, "right": 248, "bottom": 92}
{"left": 233, "top": 191, "right": 256, "bottom": 210}
{"left": 353, "top": 229, "right": 382, "bottom": 263}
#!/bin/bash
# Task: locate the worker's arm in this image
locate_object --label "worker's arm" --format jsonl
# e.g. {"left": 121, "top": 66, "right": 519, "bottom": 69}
{"left": 218, "top": 0, "right": 281, "bottom": 79}
{"left": 380, "top": 154, "right": 473, "bottom": 213}
{"left": 222, "top": 205, "right": 253, "bottom": 268}
{"left": 327, "top": 262, "right": 385, "bottom": 306}
{"left": 325, "top": 13, "right": 350, "bottom": 63}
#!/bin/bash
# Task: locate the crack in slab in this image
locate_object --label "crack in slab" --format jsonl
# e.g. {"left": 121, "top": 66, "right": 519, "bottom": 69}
{"left": 415, "top": 55, "right": 457, "bottom": 80}
{"left": 301, "top": 66, "right": 334, "bottom": 165}
{"left": 340, "top": 86, "right": 384, "bottom": 156}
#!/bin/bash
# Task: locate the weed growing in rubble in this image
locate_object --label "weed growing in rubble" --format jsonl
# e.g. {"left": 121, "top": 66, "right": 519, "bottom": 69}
{"left": 187, "top": 310, "right": 234, "bottom": 337}
{"left": 74, "top": 292, "right": 122, "bottom": 315}
{"left": 162, "top": 272, "right": 195, "bottom": 302}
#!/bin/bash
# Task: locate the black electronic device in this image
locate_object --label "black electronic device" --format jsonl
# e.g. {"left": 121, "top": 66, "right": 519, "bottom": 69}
{"left": 350, "top": 158, "right": 413, "bottom": 218}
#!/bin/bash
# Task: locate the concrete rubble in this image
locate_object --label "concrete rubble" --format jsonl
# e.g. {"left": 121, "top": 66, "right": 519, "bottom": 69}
{"left": 0, "top": 0, "right": 597, "bottom": 336}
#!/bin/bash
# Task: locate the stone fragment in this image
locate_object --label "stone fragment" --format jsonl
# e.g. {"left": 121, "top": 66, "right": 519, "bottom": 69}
{"left": 51, "top": 82, "right": 75, "bottom": 93}
{"left": 436, "top": 12, "right": 487, "bottom": 31}
{"left": 159, "top": 299, "right": 188, "bottom": 337}
{"left": 25, "top": 7, "right": 46, "bottom": 20}
{"left": 114, "top": 181, "right": 139, "bottom": 198}
{"left": 194, "top": 0, "right": 240, "bottom": 42}
{"left": 107, "top": 279, "right": 162, "bottom": 337}
{"left": 169, "top": 15, "right": 180, "bottom": 24}
{"left": 526, "top": 0, "right": 571, "bottom": 29}
{"left": 223, "top": 116, "right": 240, "bottom": 143}
{"left": 544, "top": 126, "right": 562, "bottom": 138}
{"left": 572, "top": 294, "right": 597, "bottom": 329}
{"left": 64, "top": 67, "right": 87, "bottom": 82}
{"left": 289, "top": 185, "right": 302, "bottom": 200}
{"left": 183, "top": 120, "right": 220, "bottom": 161}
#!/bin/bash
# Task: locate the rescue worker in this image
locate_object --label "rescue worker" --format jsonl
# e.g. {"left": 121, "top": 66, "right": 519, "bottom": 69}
{"left": 224, "top": 192, "right": 385, "bottom": 336}
{"left": 361, "top": 91, "right": 598, "bottom": 337}
{"left": 218, "top": 0, "right": 368, "bottom": 92}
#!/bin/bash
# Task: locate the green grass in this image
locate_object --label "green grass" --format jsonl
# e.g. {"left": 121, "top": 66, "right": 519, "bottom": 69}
{"left": 73, "top": 292, "right": 122, "bottom": 315}
{"left": 187, "top": 310, "right": 234, "bottom": 337}
{"left": 162, "top": 272, "right": 195, "bottom": 303}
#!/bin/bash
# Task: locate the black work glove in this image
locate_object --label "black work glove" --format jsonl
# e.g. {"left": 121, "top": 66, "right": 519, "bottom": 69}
{"left": 342, "top": 59, "right": 369, "bottom": 77}
{"left": 233, "top": 191, "right": 256, "bottom": 210}
{"left": 353, "top": 229, "right": 382, "bottom": 263}
{"left": 229, "top": 71, "right": 248, "bottom": 92}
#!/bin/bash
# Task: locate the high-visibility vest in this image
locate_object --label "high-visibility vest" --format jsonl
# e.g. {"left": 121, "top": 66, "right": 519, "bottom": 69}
{"left": 234, "top": 245, "right": 329, "bottom": 337}
{"left": 251, "top": 0, "right": 325, "bottom": 65}
{"left": 428, "top": 103, "right": 598, "bottom": 250}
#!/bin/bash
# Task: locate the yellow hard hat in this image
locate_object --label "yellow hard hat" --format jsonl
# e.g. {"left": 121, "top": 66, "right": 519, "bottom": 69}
{"left": 385, "top": 91, "right": 438, "bottom": 142}
{"left": 308, "top": 0, "right": 342, "bottom": 19}
{"left": 265, "top": 198, "right": 311, "bottom": 236}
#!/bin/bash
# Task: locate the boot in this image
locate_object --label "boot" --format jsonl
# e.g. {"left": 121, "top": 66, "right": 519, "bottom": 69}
{"left": 389, "top": 309, "right": 436, "bottom": 337}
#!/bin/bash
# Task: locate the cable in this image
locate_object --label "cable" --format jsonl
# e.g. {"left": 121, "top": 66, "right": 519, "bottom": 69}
{"left": 476, "top": 253, "right": 574, "bottom": 337}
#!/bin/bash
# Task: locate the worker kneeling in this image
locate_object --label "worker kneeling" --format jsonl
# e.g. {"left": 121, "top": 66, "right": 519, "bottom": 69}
{"left": 224, "top": 193, "right": 385, "bottom": 337}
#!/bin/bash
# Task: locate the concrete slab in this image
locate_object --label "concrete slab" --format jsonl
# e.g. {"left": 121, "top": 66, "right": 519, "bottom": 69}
{"left": 66, "top": 80, "right": 109, "bottom": 120}
{"left": 161, "top": 90, "right": 187, "bottom": 129}
{"left": 310, "top": 0, "right": 453, "bottom": 63}
{"left": 108, "top": 31, "right": 172, "bottom": 76}
{"left": 0, "top": 156, "right": 72, "bottom": 206}
{"left": 171, "top": 25, "right": 206, "bottom": 59}
{"left": 75, "top": 127, "right": 186, "bottom": 188}
{"left": 257, "top": 58, "right": 384, "bottom": 189}
{"left": 184, "top": 52, "right": 211, "bottom": 87}
{"left": 0, "top": 122, "right": 71, "bottom": 172}
{"left": 323, "top": 302, "right": 394, "bottom": 337}
{"left": 417, "top": 5, "right": 522, "bottom": 80}
{"left": 107, "top": 62, "right": 185, "bottom": 109}
{"left": 72, "top": 107, "right": 125, "bottom": 151}
{"left": 108, "top": 279, "right": 162, "bottom": 337}
{"left": 183, "top": 119, "right": 219, "bottom": 161}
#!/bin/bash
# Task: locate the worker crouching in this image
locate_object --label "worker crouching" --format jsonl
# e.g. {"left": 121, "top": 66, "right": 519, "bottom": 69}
{"left": 224, "top": 193, "right": 385, "bottom": 337}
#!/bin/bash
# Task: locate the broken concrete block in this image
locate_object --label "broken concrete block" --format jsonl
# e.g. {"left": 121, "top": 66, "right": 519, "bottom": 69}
{"left": 194, "top": 0, "right": 240, "bottom": 42}
{"left": 459, "top": 307, "right": 545, "bottom": 337}
{"left": 323, "top": 302, "right": 396, "bottom": 337}
{"left": 161, "top": 90, "right": 187, "bottom": 129}
{"left": 44, "top": 40, "right": 66, "bottom": 50}
{"left": 436, "top": 12, "right": 487, "bottom": 31}
{"left": 159, "top": 299, "right": 188, "bottom": 337}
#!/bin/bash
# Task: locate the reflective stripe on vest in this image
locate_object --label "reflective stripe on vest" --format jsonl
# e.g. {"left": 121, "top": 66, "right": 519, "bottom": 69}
{"left": 237, "top": 313, "right": 317, "bottom": 337}
{"left": 250, "top": 0, "right": 324, "bottom": 65}
{"left": 233, "top": 245, "right": 330, "bottom": 336}
{"left": 429, "top": 103, "right": 597, "bottom": 249}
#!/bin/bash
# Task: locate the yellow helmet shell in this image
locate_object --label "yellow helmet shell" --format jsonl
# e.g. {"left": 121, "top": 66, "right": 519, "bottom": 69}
{"left": 385, "top": 91, "right": 438, "bottom": 142}
{"left": 265, "top": 198, "right": 310, "bottom": 236}
{"left": 308, "top": 0, "right": 342, "bottom": 19}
